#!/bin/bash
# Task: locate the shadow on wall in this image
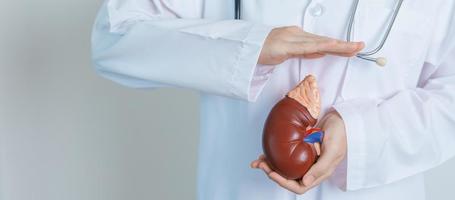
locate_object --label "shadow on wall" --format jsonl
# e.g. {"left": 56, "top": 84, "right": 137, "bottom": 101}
{"left": 1, "top": 1, "right": 198, "bottom": 200}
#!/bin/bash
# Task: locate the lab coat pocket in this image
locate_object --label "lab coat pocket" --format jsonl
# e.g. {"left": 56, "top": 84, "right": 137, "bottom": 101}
{"left": 341, "top": 1, "right": 431, "bottom": 99}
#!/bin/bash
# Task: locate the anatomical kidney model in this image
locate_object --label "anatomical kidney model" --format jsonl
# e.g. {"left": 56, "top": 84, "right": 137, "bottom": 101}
{"left": 262, "top": 75, "right": 323, "bottom": 180}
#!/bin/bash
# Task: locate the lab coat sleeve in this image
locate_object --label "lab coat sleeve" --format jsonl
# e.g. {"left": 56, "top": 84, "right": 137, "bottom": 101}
{"left": 332, "top": 5, "right": 455, "bottom": 191}
{"left": 91, "top": 0, "right": 274, "bottom": 102}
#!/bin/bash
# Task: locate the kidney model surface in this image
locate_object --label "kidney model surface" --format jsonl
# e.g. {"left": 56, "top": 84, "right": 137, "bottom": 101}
{"left": 262, "top": 75, "right": 324, "bottom": 180}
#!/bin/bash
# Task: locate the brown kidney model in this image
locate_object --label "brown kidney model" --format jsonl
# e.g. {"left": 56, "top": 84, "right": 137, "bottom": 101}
{"left": 262, "top": 75, "right": 322, "bottom": 180}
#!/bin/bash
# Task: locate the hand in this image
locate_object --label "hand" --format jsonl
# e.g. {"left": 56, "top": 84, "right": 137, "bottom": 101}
{"left": 258, "top": 26, "right": 364, "bottom": 65}
{"left": 251, "top": 111, "right": 347, "bottom": 194}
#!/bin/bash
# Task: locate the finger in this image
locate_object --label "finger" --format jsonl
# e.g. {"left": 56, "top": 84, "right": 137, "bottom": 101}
{"left": 302, "top": 53, "right": 326, "bottom": 59}
{"left": 318, "top": 39, "right": 363, "bottom": 54}
{"left": 288, "top": 40, "right": 363, "bottom": 57}
{"left": 302, "top": 162, "right": 331, "bottom": 187}
{"left": 303, "top": 168, "right": 332, "bottom": 189}
{"left": 314, "top": 142, "right": 321, "bottom": 156}
{"left": 299, "top": 31, "right": 333, "bottom": 40}
{"left": 296, "top": 32, "right": 362, "bottom": 46}
{"left": 258, "top": 160, "right": 273, "bottom": 174}
{"left": 328, "top": 51, "right": 358, "bottom": 57}
{"left": 268, "top": 172, "right": 306, "bottom": 194}
{"left": 287, "top": 42, "right": 324, "bottom": 56}
{"left": 296, "top": 31, "right": 365, "bottom": 51}
{"left": 301, "top": 148, "right": 340, "bottom": 186}
{"left": 290, "top": 33, "right": 329, "bottom": 42}
{"left": 318, "top": 40, "right": 364, "bottom": 55}
{"left": 250, "top": 154, "right": 267, "bottom": 168}
{"left": 250, "top": 159, "right": 261, "bottom": 168}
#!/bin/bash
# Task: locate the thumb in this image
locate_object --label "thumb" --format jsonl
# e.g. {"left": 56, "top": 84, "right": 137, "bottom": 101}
{"left": 302, "top": 162, "right": 329, "bottom": 186}
{"left": 301, "top": 150, "right": 338, "bottom": 186}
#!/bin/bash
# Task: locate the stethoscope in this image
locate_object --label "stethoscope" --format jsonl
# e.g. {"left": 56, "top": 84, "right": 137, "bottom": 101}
{"left": 234, "top": 0, "right": 404, "bottom": 67}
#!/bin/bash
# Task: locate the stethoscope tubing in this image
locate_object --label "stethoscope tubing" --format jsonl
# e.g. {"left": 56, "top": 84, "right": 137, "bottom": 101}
{"left": 348, "top": 0, "right": 404, "bottom": 59}
{"left": 234, "top": 0, "right": 404, "bottom": 66}
{"left": 235, "top": 0, "right": 241, "bottom": 20}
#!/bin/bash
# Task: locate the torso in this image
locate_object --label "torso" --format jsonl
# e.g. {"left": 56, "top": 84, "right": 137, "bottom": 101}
{"left": 198, "top": 0, "right": 439, "bottom": 199}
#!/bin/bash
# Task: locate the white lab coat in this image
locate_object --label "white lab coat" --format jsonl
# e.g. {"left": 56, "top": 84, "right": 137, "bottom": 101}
{"left": 91, "top": 0, "right": 455, "bottom": 199}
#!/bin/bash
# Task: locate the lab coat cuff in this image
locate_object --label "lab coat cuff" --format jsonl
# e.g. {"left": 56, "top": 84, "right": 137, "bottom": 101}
{"left": 332, "top": 99, "right": 371, "bottom": 191}
{"left": 231, "top": 24, "right": 275, "bottom": 102}
{"left": 248, "top": 64, "right": 275, "bottom": 102}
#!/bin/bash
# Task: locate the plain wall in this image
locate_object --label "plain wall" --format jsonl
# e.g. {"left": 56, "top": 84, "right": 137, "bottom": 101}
{"left": 0, "top": 0, "right": 454, "bottom": 199}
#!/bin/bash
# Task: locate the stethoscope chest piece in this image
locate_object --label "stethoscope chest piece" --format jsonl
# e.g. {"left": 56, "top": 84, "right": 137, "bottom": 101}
{"left": 375, "top": 57, "right": 387, "bottom": 67}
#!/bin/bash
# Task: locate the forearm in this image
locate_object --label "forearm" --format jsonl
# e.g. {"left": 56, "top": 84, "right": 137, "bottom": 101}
{"left": 334, "top": 59, "right": 455, "bottom": 190}
{"left": 91, "top": 1, "right": 274, "bottom": 101}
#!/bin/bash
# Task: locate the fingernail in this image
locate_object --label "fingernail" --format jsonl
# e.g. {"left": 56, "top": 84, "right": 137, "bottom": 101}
{"left": 357, "top": 42, "right": 365, "bottom": 50}
{"left": 251, "top": 161, "right": 258, "bottom": 168}
{"left": 303, "top": 175, "right": 315, "bottom": 186}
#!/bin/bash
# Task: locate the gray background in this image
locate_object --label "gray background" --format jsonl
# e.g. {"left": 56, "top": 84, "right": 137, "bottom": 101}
{"left": 0, "top": 0, "right": 454, "bottom": 199}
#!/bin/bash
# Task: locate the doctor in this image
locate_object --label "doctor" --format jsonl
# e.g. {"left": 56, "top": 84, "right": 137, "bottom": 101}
{"left": 91, "top": 0, "right": 455, "bottom": 199}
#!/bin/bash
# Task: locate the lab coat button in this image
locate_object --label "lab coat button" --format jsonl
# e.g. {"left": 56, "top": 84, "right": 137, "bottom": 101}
{"left": 310, "top": 4, "right": 324, "bottom": 17}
